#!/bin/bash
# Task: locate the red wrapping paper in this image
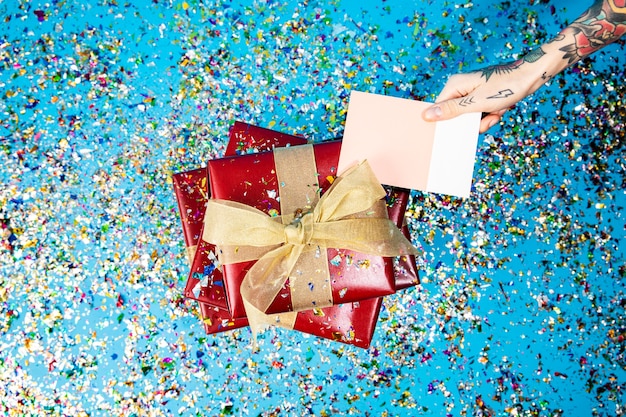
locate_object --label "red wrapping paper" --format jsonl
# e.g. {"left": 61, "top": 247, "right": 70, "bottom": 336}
{"left": 172, "top": 168, "right": 209, "bottom": 264}
{"left": 292, "top": 298, "right": 382, "bottom": 348}
{"left": 199, "top": 300, "right": 249, "bottom": 334}
{"left": 185, "top": 239, "right": 229, "bottom": 309}
{"left": 384, "top": 186, "right": 420, "bottom": 290}
{"left": 226, "top": 122, "right": 306, "bottom": 156}
{"left": 207, "top": 140, "right": 396, "bottom": 318}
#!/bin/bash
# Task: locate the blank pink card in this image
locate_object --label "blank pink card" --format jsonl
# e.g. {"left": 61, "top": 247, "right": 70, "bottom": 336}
{"left": 337, "top": 91, "right": 481, "bottom": 198}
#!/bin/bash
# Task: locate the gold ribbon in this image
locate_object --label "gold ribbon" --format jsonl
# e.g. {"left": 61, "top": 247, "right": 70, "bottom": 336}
{"left": 203, "top": 144, "right": 418, "bottom": 337}
{"left": 185, "top": 245, "right": 197, "bottom": 266}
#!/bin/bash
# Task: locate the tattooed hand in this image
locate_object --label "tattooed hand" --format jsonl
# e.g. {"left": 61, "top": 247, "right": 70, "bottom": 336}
{"left": 422, "top": 52, "right": 547, "bottom": 133}
{"left": 423, "top": 0, "right": 626, "bottom": 133}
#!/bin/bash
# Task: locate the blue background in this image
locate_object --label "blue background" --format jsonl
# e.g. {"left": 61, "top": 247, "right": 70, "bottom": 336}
{"left": 0, "top": 0, "right": 624, "bottom": 416}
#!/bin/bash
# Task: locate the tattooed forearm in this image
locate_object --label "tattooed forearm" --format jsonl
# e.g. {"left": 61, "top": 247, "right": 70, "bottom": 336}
{"left": 559, "top": 0, "right": 626, "bottom": 65}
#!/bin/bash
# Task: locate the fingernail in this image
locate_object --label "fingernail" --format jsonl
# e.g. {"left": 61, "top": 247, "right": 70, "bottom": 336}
{"left": 488, "top": 119, "right": 498, "bottom": 129}
{"left": 424, "top": 106, "right": 442, "bottom": 121}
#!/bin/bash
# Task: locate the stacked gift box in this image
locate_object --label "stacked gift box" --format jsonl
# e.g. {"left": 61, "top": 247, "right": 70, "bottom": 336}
{"left": 173, "top": 122, "right": 420, "bottom": 348}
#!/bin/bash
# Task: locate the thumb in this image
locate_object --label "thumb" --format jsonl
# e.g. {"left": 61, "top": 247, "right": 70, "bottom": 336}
{"left": 422, "top": 97, "right": 470, "bottom": 122}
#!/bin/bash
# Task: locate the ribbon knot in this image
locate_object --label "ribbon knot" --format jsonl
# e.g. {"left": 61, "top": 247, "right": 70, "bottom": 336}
{"left": 284, "top": 212, "right": 313, "bottom": 245}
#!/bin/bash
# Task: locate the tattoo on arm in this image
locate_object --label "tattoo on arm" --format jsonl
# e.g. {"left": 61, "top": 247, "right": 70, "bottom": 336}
{"left": 481, "top": 61, "right": 523, "bottom": 81}
{"left": 560, "top": 0, "right": 626, "bottom": 65}
{"left": 479, "top": 47, "right": 545, "bottom": 81}
{"left": 546, "top": 34, "right": 566, "bottom": 44}
{"left": 458, "top": 96, "right": 476, "bottom": 106}
{"left": 522, "top": 47, "right": 546, "bottom": 63}
{"left": 487, "top": 89, "right": 515, "bottom": 99}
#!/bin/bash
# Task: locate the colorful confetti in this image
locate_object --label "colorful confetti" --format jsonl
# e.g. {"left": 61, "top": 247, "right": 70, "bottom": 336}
{"left": 0, "top": 1, "right": 623, "bottom": 416}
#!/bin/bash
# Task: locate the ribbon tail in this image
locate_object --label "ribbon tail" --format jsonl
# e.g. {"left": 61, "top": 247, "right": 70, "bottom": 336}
{"left": 240, "top": 244, "right": 302, "bottom": 343}
{"left": 243, "top": 298, "right": 298, "bottom": 347}
{"left": 240, "top": 244, "right": 305, "bottom": 315}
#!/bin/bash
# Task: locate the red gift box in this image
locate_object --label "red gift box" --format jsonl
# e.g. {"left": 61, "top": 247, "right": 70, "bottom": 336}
{"left": 174, "top": 123, "right": 418, "bottom": 347}
{"left": 205, "top": 141, "right": 412, "bottom": 319}
{"left": 174, "top": 123, "right": 419, "bottom": 305}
